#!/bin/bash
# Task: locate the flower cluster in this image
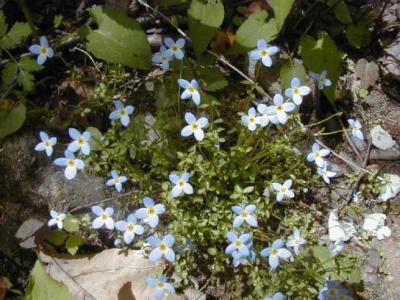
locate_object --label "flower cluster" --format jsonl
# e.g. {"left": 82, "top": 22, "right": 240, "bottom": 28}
{"left": 318, "top": 280, "right": 353, "bottom": 300}
{"left": 152, "top": 38, "right": 185, "bottom": 71}
{"left": 307, "top": 142, "right": 336, "bottom": 184}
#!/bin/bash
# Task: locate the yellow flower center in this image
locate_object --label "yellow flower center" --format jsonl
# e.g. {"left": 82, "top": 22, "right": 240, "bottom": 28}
{"left": 188, "top": 86, "right": 195, "bottom": 93}
{"left": 40, "top": 47, "right": 48, "bottom": 55}
{"left": 327, "top": 288, "right": 337, "bottom": 296}
{"left": 249, "top": 116, "right": 255, "bottom": 123}
{"left": 315, "top": 152, "right": 320, "bottom": 157}
{"left": 280, "top": 187, "right": 287, "bottom": 193}
{"left": 45, "top": 141, "right": 51, "bottom": 147}
{"left": 114, "top": 177, "right": 121, "bottom": 184}
{"left": 101, "top": 213, "right": 108, "bottom": 220}
{"left": 147, "top": 207, "right": 156, "bottom": 215}
{"left": 293, "top": 87, "right": 300, "bottom": 95}
{"left": 127, "top": 224, "right": 135, "bottom": 231}
{"left": 337, "top": 296, "right": 346, "bottom": 300}
{"left": 78, "top": 137, "right": 85, "bottom": 145}
{"left": 120, "top": 109, "right": 126, "bottom": 116}
{"left": 191, "top": 123, "right": 199, "bottom": 130}
{"left": 67, "top": 160, "right": 75, "bottom": 167}
{"left": 178, "top": 179, "right": 185, "bottom": 187}
{"left": 241, "top": 211, "right": 249, "bottom": 218}
{"left": 157, "top": 282, "right": 165, "bottom": 288}
{"left": 234, "top": 240, "right": 242, "bottom": 247}
{"left": 261, "top": 49, "right": 269, "bottom": 57}
{"left": 277, "top": 105, "right": 284, "bottom": 112}
{"left": 271, "top": 248, "right": 278, "bottom": 255}
{"left": 158, "top": 243, "right": 168, "bottom": 252}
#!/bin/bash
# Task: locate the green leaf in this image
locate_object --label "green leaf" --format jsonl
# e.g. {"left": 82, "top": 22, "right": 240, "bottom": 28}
{"left": 334, "top": 1, "right": 352, "bottom": 24}
{"left": 84, "top": 5, "right": 151, "bottom": 70}
{"left": 24, "top": 260, "right": 72, "bottom": 300}
{"left": 86, "top": 126, "right": 103, "bottom": 151}
{"left": 17, "top": 70, "right": 34, "bottom": 92}
{"left": 299, "top": 32, "right": 342, "bottom": 104}
{"left": 279, "top": 61, "right": 307, "bottom": 90}
{"left": 2, "top": 62, "right": 18, "bottom": 85}
{"left": 267, "top": 0, "right": 295, "bottom": 29}
{"left": 19, "top": 56, "right": 44, "bottom": 72}
{"left": 63, "top": 216, "right": 80, "bottom": 233}
{"left": 188, "top": 0, "right": 224, "bottom": 58}
{"left": 0, "top": 11, "right": 8, "bottom": 38}
{"left": 0, "top": 103, "right": 26, "bottom": 139}
{"left": 199, "top": 67, "right": 228, "bottom": 91}
{"left": 47, "top": 230, "right": 68, "bottom": 246}
{"left": 0, "top": 22, "right": 31, "bottom": 49}
{"left": 233, "top": 11, "right": 279, "bottom": 52}
{"left": 65, "top": 234, "right": 85, "bottom": 256}
{"left": 346, "top": 23, "right": 371, "bottom": 48}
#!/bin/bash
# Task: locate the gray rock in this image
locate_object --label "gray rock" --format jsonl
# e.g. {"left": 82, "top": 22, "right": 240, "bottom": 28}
{"left": 364, "top": 94, "right": 381, "bottom": 107}
{"left": 370, "top": 125, "right": 396, "bottom": 150}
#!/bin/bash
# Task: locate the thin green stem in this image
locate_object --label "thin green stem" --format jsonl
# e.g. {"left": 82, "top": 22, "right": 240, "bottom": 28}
{"left": 305, "top": 112, "right": 342, "bottom": 128}
{"left": 314, "top": 129, "right": 347, "bottom": 136}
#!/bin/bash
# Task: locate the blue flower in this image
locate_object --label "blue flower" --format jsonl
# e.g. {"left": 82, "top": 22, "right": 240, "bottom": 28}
{"left": 178, "top": 79, "right": 201, "bottom": 105}
{"left": 47, "top": 210, "right": 66, "bottom": 230}
{"left": 181, "top": 112, "right": 208, "bottom": 142}
{"left": 164, "top": 38, "right": 185, "bottom": 59}
{"left": 145, "top": 275, "right": 175, "bottom": 300}
{"left": 152, "top": 45, "right": 173, "bottom": 71}
{"left": 34, "top": 131, "right": 57, "bottom": 157}
{"left": 28, "top": 36, "right": 54, "bottom": 65}
{"left": 318, "top": 280, "right": 353, "bottom": 300}
{"left": 91, "top": 206, "right": 115, "bottom": 230}
{"left": 106, "top": 170, "right": 127, "bottom": 192}
{"left": 328, "top": 240, "right": 345, "bottom": 257}
{"left": 231, "top": 204, "right": 258, "bottom": 228}
{"left": 134, "top": 197, "right": 165, "bottom": 228}
{"left": 115, "top": 214, "right": 144, "bottom": 244}
{"left": 249, "top": 39, "right": 279, "bottom": 67}
{"left": 147, "top": 234, "right": 176, "bottom": 262}
{"left": 286, "top": 228, "right": 306, "bottom": 256}
{"left": 268, "top": 94, "right": 296, "bottom": 125}
{"left": 225, "top": 232, "right": 251, "bottom": 257}
{"left": 309, "top": 70, "right": 332, "bottom": 90}
{"left": 109, "top": 100, "right": 135, "bottom": 127}
{"left": 241, "top": 107, "right": 258, "bottom": 131}
{"left": 347, "top": 119, "right": 364, "bottom": 140}
{"left": 53, "top": 150, "right": 84, "bottom": 180}
{"left": 263, "top": 292, "right": 285, "bottom": 300}
{"left": 317, "top": 162, "right": 336, "bottom": 184}
{"left": 260, "top": 239, "right": 292, "bottom": 270}
{"left": 307, "top": 142, "right": 330, "bottom": 168}
{"left": 67, "top": 128, "right": 91, "bottom": 155}
{"left": 231, "top": 239, "right": 255, "bottom": 267}
{"left": 169, "top": 172, "right": 193, "bottom": 198}
{"left": 284, "top": 77, "right": 311, "bottom": 106}
{"left": 272, "top": 179, "right": 295, "bottom": 202}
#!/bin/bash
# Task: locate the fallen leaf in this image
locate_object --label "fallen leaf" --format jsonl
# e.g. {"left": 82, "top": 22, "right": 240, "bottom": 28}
{"left": 355, "top": 58, "right": 379, "bottom": 90}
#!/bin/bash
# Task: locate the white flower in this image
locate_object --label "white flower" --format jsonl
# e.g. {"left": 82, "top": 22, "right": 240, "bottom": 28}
{"left": 109, "top": 100, "right": 135, "bottom": 127}
{"left": 248, "top": 39, "right": 279, "bottom": 67}
{"left": 169, "top": 172, "right": 193, "bottom": 198}
{"left": 67, "top": 128, "right": 91, "bottom": 155}
{"left": 164, "top": 38, "right": 185, "bottom": 60}
{"left": 309, "top": 70, "right": 332, "bottom": 90}
{"left": 328, "top": 210, "right": 355, "bottom": 242}
{"left": 115, "top": 214, "right": 144, "bottom": 244}
{"left": 178, "top": 79, "right": 201, "bottom": 105}
{"left": 256, "top": 104, "right": 273, "bottom": 127}
{"left": 34, "top": 131, "right": 57, "bottom": 157}
{"left": 286, "top": 228, "right": 306, "bottom": 255}
{"left": 307, "top": 142, "right": 330, "bottom": 168}
{"left": 284, "top": 77, "right": 311, "bottom": 105}
{"left": 347, "top": 118, "right": 364, "bottom": 140}
{"left": 317, "top": 162, "right": 336, "bottom": 184}
{"left": 181, "top": 112, "right": 208, "bottom": 141}
{"left": 272, "top": 179, "right": 295, "bottom": 202}
{"left": 328, "top": 240, "right": 344, "bottom": 257}
{"left": 48, "top": 210, "right": 66, "bottom": 229}
{"left": 268, "top": 94, "right": 296, "bottom": 125}
{"left": 106, "top": 170, "right": 128, "bottom": 192}
{"left": 53, "top": 151, "right": 84, "bottom": 180}
{"left": 151, "top": 45, "right": 173, "bottom": 71}
{"left": 241, "top": 107, "right": 258, "bottom": 131}
{"left": 91, "top": 206, "right": 115, "bottom": 230}
{"left": 363, "top": 213, "right": 391, "bottom": 240}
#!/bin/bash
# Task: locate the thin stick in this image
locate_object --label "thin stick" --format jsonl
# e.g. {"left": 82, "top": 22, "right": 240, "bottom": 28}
{"left": 339, "top": 119, "right": 363, "bottom": 163}
{"left": 73, "top": 47, "right": 103, "bottom": 75}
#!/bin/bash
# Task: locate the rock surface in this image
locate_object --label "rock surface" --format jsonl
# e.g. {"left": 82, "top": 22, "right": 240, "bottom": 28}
{"left": 370, "top": 125, "right": 396, "bottom": 151}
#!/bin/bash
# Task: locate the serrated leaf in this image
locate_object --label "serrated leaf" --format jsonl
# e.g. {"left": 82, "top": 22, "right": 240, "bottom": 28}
{"left": 346, "top": 23, "right": 371, "bottom": 48}
{"left": 63, "top": 216, "right": 80, "bottom": 233}
{"left": 279, "top": 61, "right": 307, "bottom": 90}
{"left": 65, "top": 234, "right": 85, "bottom": 256}
{"left": 334, "top": 1, "right": 352, "bottom": 24}
{"left": 267, "top": 0, "right": 295, "bottom": 29}
{"left": 233, "top": 11, "right": 279, "bottom": 53}
{"left": 0, "top": 103, "right": 26, "bottom": 139}
{"left": 0, "top": 22, "right": 31, "bottom": 49}
{"left": 188, "top": 0, "right": 224, "bottom": 57}
{"left": 0, "top": 11, "right": 8, "bottom": 38}
{"left": 355, "top": 58, "right": 379, "bottom": 89}
{"left": 199, "top": 67, "right": 228, "bottom": 91}
{"left": 47, "top": 230, "right": 68, "bottom": 246}
{"left": 2, "top": 62, "right": 17, "bottom": 85}
{"left": 17, "top": 70, "right": 34, "bottom": 92}
{"left": 299, "top": 32, "right": 342, "bottom": 104}
{"left": 24, "top": 260, "right": 72, "bottom": 300}
{"left": 84, "top": 5, "right": 151, "bottom": 70}
{"left": 19, "top": 56, "right": 44, "bottom": 72}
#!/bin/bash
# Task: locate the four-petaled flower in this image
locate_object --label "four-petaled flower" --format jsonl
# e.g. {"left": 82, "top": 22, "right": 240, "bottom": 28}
{"left": 256, "top": 104, "right": 273, "bottom": 127}
{"left": 145, "top": 275, "right": 175, "bottom": 300}
{"left": 286, "top": 228, "right": 306, "bottom": 256}
{"left": 28, "top": 36, "right": 54, "bottom": 65}
{"left": 309, "top": 70, "right": 332, "bottom": 90}
{"left": 284, "top": 77, "right": 311, "bottom": 106}
{"left": 268, "top": 94, "right": 296, "bottom": 125}
{"left": 178, "top": 79, "right": 201, "bottom": 106}
{"left": 318, "top": 280, "right": 353, "bottom": 300}
{"left": 115, "top": 214, "right": 144, "bottom": 244}
{"left": 34, "top": 131, "right": 57, "bottom": 157}
{"left": 329, "top": 240, "right": 345, "bottom": 257}
{"left": 53, "top": 151, "right": 84, "bottom": 180}
{"left": 249, "top": 39, "right": 279, "bottom": 67}
{"left": 241, "top": 107, "right": 258, "bottom": 131}
{"left": 106, "top": 170, "right": 127, "bottom": 192}
{"left": 109, "top": 100, "right": 135, "bottom": 127}
{"left": 164, "top": 38, "right": 185, "bottom": 59}
{"left": 67, "top": 128, "right": 91, "bottom": 155}
{"left": 181, "top": 112, "right": 208, "bottom": 141}
{"left": 317, "top": 162, "right": 336, "bottom": 184}
{"left": 263, "top": 292, "right": 285, "bottom": 300}
{"left": 307, "top": 142, "right": 330, "bottom": 167}
{"left": 232, "top": 239, "right": 256, "bottom": 267}
{"left": 91, "top": 206, "right": 115, "bottom": 230}
{"left": 152, "top": 45, "right": 173, "bottom": 71}
{"left": 260, "top": 239, "right": 292, "bottom": 270}
{"left": 135, "top": 197, "right": 166, "bottom": 228}
{"left": 169, "top": 172, "right": 193, "bottom": 198}
{"left": 272, "top": 179, "right": 295, "bottom": 202}
{"left": 48, "top": 210, "right": 66, "bottom": 229}
{"left": 225, "top": 232, "right": 251, "bottom": 257}
{"left": 147, "top": 234, "right": 176, "bottom": 262}
{"left": 347, "top": 118, "right": 364, "bottom": 140}
{"left": 232, "top": 205, "right": 258, "bottom": 228}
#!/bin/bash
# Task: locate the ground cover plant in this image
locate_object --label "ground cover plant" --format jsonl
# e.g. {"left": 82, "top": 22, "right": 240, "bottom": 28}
{"left": 0, "top": 0, "right": 398, "bottom": 299}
